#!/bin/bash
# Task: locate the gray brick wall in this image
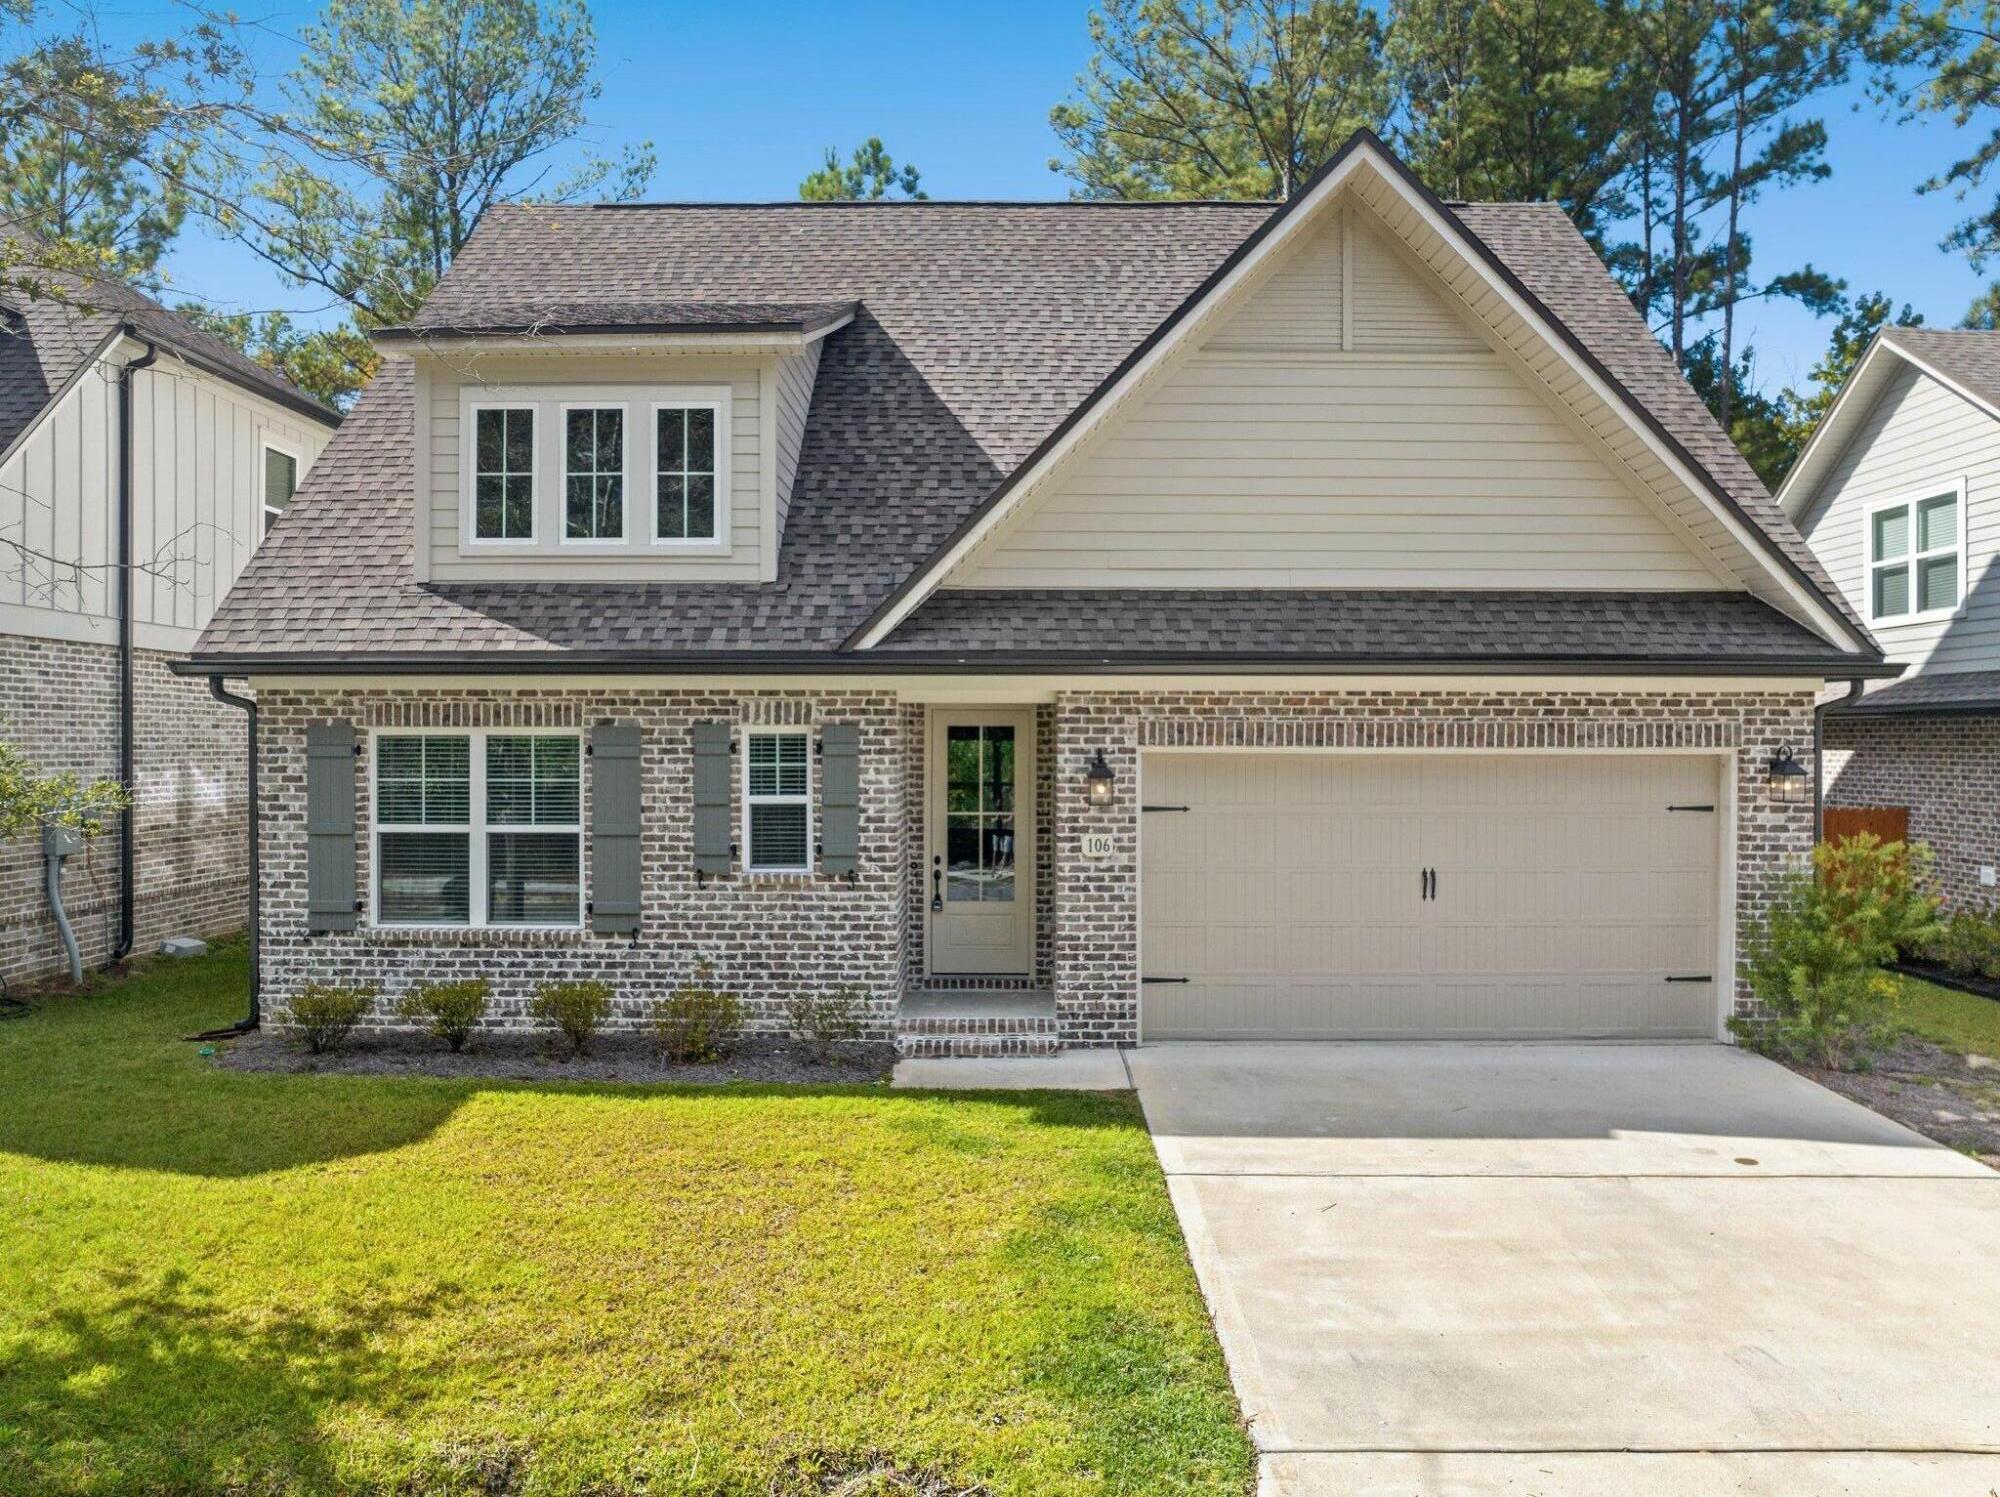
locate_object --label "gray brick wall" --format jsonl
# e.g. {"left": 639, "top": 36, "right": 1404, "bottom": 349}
{"left": 1826, "top": 714, "right": 2000, "bottom": 910}
{"left": 0, "top": 636, "right": 248, "bottom": 983}
{"left": 258, "top": 687, "right": 909, "bottom": 1036}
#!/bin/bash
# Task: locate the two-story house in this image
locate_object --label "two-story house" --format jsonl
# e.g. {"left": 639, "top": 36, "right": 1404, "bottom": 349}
{"left": 181, "top": 131, "right": 1891, "bottom": 1054}
{"left": 1782, "top": 329, "right": 2000, "bottom": 907}
{"left": 0, "top": 258, "right": 338, "bottom": 981}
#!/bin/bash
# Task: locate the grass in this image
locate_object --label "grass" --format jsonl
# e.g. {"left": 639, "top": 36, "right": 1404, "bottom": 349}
{"left": 0, "top": 942, "right": 1251, "bottom": 1496}
{"left": 1899, "top": 972, "right": 2000, "bottom": 1056}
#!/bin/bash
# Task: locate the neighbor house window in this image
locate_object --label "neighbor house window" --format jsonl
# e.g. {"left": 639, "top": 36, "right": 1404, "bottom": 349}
{"left": 655, "top": 403, "right": 719, "bottom": 542}
{"left": 262, "top": 443, "right": 299, "bottom": 534}
{"left": 1869, "top": 488, "right": 1962, "bottom": 622}
{"left": 744, "top": 730, "right": 810, "bottom": 872}
{"left": 472, "top": 406, "right": 535, "bottom": 542}
{"left": 374, "top": 731, "right": 581, "bottom": 927}
{"left": 563, "top": 405, "right": 626, "bottom": 541}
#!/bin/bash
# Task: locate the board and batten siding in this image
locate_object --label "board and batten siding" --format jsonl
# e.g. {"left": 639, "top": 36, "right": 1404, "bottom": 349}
{"left": 422, "top": 347, "right": 821, "bottom": 584}
{"left": 1796, "top": 360, "right": 2000, "bottom": 674}
{"left": 947, "top": 208, "right": 1720, "bottom": 591}
{"left": 0, "top": 340, "right": 331, "bottom": 652}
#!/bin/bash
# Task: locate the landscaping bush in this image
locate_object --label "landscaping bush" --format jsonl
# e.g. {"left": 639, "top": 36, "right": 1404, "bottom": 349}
{"left": 786, "top": 985, "right": 867, "bottom": 1062}
{"left": 651, "top": 959, "right": 743, "bottom": 1063}
{"left": 1733, "top": 834, "right": 1940, "bottom": 1069}
{"left": 287, "top": 982, "right": 378, "bottom": 1055}
{"left": 395, "top": 978, "right": 491, "bottom": 1052}
{"left": 529, "top": 979, "right": 614, "bottom": 1056}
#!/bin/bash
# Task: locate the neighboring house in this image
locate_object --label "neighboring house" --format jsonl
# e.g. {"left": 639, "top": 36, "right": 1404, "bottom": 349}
{"left": 0, "top": 261, "right": 338, "bottom": 981}
{"left": 182, "top": 131, "right": 1889, "bottom": 1055}
{"left": 1783, "top": 328, "right": 2000, "bottom": 909}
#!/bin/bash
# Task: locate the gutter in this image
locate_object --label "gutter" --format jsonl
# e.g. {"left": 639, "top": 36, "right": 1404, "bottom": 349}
{"left": 170, "top": 651, "right": 1904, "bottom": 680}
{"left": 1814, "top": 678, "right": 1867, "bottom": 843}
{"left": 112, "top": 336, "right": 158, "bottom": 963}
{"left": 190, "top": 675, "right": 258, "bottom": 1037}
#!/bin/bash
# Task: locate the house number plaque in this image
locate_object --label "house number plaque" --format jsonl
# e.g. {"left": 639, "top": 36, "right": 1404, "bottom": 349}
{"left": 1082, "top": 832, "right": 1115, "bottom": 860}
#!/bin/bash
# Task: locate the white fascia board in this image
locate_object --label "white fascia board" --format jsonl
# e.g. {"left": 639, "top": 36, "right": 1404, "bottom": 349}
{"left": 373, "top": 315, "right": 853, "bottom": 361}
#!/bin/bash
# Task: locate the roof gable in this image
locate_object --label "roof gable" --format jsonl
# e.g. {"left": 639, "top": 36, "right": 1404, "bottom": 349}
{"left": 854, "top": 131, "right": 1870, "bottom": 654}
{"left": 1780, "top": 328, "right": 2000, "bottom": 521}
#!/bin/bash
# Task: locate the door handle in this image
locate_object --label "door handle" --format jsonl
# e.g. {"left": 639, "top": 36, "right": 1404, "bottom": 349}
{"left": 931, "top": 854, "right": 943, "bottom": 913}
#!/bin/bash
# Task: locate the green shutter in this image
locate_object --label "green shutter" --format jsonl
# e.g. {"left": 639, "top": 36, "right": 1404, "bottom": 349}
{"left": 590, "top": 723, "right": 642, "bottom": 934}
{"left": 306, "top": 722, "right": 357, "bottom": 932}
{"left": 820, "top": 723, "right": 860, "bottom": 877}
{"left": 692, "top": 721, "right": 733, "bottom": 875}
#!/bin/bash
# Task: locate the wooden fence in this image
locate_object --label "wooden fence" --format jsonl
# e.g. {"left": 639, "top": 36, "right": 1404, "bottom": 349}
{"left": 1823, "top": 806, "right": 1911, "bottom": 845}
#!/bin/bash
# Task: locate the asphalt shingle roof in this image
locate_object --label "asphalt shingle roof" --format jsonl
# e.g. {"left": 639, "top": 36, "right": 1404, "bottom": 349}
{"left": 878, "top": 589, "right": 1857, "bottom": 664}
{"left": 1879, "top": 327, "right": 2000, "bottom": 413}
{"left": 0, "top": 260, "right": 339, "bottom": 452}
{"left": 191, "top": 183, "right": 1865, "bottom": 670}
{"left": 1836, "top": 667, "right": 2000, "bottom": 716}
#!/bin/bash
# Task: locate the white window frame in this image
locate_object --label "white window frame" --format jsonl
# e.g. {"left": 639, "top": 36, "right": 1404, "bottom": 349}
{"left": 742, "top": 728, "right": 812, "bottom": 874}
{"left": 649, "top": 392, "right": 731, "bottom": 552}
{"left": 558, "top": 400, "right": 631, "bottom": 547}
{"left": 259, "top": 434, "right": 303, "bottom": 535}
{"left": 462, "top": 402, "right": 540, "bottom": 548}
{"left": 1865, "top": 481, "right": 1966, "bottom": 627}
{"left": 369, "top": 727, "right": 583, "bottom": 929}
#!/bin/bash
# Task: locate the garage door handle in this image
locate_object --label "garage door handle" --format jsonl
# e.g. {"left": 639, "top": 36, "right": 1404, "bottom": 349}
{"left": 1421, "top": 867, "right": 1436, "bottom": 901}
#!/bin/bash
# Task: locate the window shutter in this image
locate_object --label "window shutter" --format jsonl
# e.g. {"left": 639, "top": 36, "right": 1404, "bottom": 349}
{"left": 692, "top": 721, "right": 733, "bottom": 875}
{"left": 820, "top": 723, "right": 860, "bottom": 877}
{"left": 306, "top": 722, "right": 357, "bottom": 932}
{"left": 590, "top": 723, "right": 642, "bottom": 934}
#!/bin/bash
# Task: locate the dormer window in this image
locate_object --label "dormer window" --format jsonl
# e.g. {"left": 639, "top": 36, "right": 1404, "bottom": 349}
{"left": 459, "top": 384, "right": 731, "bottom": 555}
{"left": 472, "top": 406, "right": 536, "bottom": 542}
{"left": 563, "top": 405, "right": 627, "bottom": 542}
{"left": 656, "top": 404, "right": 719, "bottom": 542}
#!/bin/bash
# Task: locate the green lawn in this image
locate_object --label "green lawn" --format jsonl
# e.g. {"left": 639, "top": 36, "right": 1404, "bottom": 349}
{"left": 1900, "top": 972, "right": 2000, "bottom": 1056}
{"left": 0, "top": 943, "right": 1250, "bottom": 1496}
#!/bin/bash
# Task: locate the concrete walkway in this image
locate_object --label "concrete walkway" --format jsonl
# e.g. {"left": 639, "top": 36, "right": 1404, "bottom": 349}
{"left": 1128, "top": 1042, "right": 2000, "bottom": 1496}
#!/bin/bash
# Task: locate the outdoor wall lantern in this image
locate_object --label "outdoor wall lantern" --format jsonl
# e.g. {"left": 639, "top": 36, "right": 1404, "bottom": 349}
{"left": 1767, "top": 744, "right": 1811, "bottom": 804}
{"left": 1085, "top": 750, "right": 1116, "bottom": 807}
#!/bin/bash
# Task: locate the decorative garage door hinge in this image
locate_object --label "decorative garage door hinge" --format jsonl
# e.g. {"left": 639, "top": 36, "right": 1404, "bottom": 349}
{"left": 1664, "top": 974, "right": 1713, "bottom": 983}
{"left": 1142, "top": 976, "right": 1190, "bottom": 985}
{"left": 1142, "top": 804, "right": 1190, "bottom": 812}
{"left": 1666, "top": 804, "right": 1716, "bottom": 812}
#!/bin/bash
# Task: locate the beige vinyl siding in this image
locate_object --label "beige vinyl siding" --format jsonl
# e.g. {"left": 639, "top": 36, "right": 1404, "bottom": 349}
{"left": 1796, "top": 362, "right": 2000, "bottom": 674}
{"left": 425, "top": 352, "right": 764, "bottom": 582}
{"left": 0, "top": 343, "right": 330, "bottom": 650}
{"left": 950, "top": 205, "right": 1719, "bottom": 591}
{"left": 772, "top": 340, "right": 821, "bottom": 535}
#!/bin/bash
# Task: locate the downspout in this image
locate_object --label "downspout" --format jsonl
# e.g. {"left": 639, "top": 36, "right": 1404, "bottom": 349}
{"left": 194, "top": 675, "right": 259, "bottom": 1036}
{"left": 113, "top": 335, "right": 158, "bottom": 963}
{"left": 1814, "top": 679, "right": 1867, "bottom": 844}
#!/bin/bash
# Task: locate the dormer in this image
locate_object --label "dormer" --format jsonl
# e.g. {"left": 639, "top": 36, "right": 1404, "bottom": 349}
{"left": 373, "top": 302, "right": 854, "bottom": 584}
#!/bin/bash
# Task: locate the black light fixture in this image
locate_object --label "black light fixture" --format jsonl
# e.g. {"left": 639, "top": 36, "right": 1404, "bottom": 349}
{"left": 1768, "top": 744, "right": 1810, "bottom": 804}
{"left": 1086, "top": 749, "right": 1116, "bottom": 807}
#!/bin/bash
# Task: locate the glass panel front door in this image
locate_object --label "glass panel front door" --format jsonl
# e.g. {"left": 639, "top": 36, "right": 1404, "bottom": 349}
{"left": 929, "top": 710, "right": 1034, "bottom": 974}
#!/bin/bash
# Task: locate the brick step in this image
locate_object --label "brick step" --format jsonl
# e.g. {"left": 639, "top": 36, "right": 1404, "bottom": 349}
{"left": 895, "top": 1031, "right": 1063, "bottom": 1059}
{"left": 896, "top": 1011, "right": 1059, "bottom": 1037}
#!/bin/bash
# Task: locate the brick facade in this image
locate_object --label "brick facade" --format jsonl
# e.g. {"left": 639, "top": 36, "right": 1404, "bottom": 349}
{"left": 260, "top": 687, "right": 909, "bottom": 1037}
{"left": 0, "top": 636, "right": 248, "bottom": 984}
{"left": 260, "top": 682, "right": 1815, "bottom": 1048}
{"left": 1826, "top": 714, "right": 2000, "bottom": 910}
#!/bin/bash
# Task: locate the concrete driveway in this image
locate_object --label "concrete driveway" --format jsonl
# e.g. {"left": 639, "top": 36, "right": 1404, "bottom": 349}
{"left": 1128, "top": 1043, "right": 2000, "bottom": 1496}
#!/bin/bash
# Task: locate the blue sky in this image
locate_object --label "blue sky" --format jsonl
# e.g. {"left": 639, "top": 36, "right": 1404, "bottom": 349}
{"left": 154, "top": 0, "right": 1990, "bottom": 395}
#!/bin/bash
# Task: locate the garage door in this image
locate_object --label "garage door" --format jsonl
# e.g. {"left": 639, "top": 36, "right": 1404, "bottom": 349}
{"left": 1140, "top": 753, "right": 1723, "bottom": 1039}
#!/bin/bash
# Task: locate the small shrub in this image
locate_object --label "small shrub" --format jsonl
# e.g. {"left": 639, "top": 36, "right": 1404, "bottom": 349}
{"left": 396, "top": 978, "right": 491, "bottom": 1052}
{"left": 786, "top": 985, "right": 867, "bottom": 1062}
{"left": 1732, "top": 834, "right": 1940, "bottom": 1069}
{"left": 651, "top": 958, "right": 743, "bottom": 1064}
{"left": 530, "top": 979, "right": 614, "bottom": 1056}
{"left": 288, "top": 982, "right": 377, "bottom": 1055}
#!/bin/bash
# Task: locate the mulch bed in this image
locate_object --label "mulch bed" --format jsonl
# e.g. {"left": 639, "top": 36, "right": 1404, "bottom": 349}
{"left": 1895, "top": 958, "right": 2000, "bottom": 1004}
{"left": 1788, "top": 1038, "right": 2000, "bottom": 1170}
{"left": 211, "top": 1028, "right": 896, "bottom": 1085}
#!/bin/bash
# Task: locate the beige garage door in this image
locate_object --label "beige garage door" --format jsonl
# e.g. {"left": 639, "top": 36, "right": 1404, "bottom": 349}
{"left": 1140, "top": 753, "right": 1724, "bottom": 1040}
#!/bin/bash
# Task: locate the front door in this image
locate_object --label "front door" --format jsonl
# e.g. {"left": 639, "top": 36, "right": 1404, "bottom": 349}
{"left": 927, "top": 708, "right": 1035, "bottom": 975}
